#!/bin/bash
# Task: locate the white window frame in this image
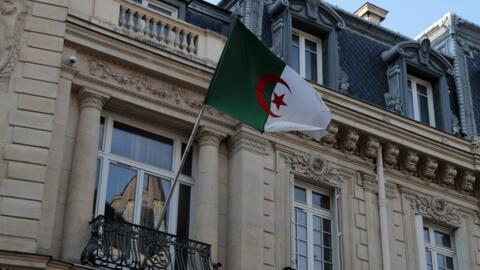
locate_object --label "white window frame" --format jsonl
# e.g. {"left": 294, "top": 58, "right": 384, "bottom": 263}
{"left": 292, "top": 29, "right": 323, "bottom": 84}
{"left": 132, "top": 0, "right": 178, "bottom": 18}
{"left": 95, "top": 112, "right": 195, "bottom": 235}
{"left": 423, "top": 223, "right": 457, "bottom": 270}
{"left": 292, "top": 181, "right": 337, "bottom": 270}
{"left": 407, "top": 75, "right": 436, "bottom": 127}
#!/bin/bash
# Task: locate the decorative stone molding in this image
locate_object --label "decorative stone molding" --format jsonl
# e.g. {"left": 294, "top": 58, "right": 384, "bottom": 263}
{"left": 363, "top": 136, "right": 379, "bottom": 161}
{"left": 461, "top": 171, "right": 476, "bottom": 193}
{"left": 421, "top": 157, "right": 438, "bottom": 181}
{"left": 439, "top": 164, "right": 457, "bottom": 187}
{"left": 361, "top": 172, "right": 396, "bottom": 198}
{"left": 321, "top": 123, "right": 338, "bottom": 147}
{"left": 384, "top": 143, "right": 399, "bottom": 168}
{"left": 342, "top": 129, "right": 359, "bottom": 154}
{"left": 286, "top": 153, "right": 342, "bottom": 187}
{"left": 78, "top": 90, "right": 107, "bottom": 110}
{"left": 198, "top": 128, "right": 223, "bottom": 147}
{"left": 87, "top": 59, "right": 222, "bottom": 117}
{"left": 411, "top": 196, "right": 460, "bottom": 226}
{"left": 402, "top": 150, "right": 419, "bottom": 175}
{"left": 0, "top": 0, "right": 26, "bottom": 81}
{"left": 228, "top": 128, "right": 267, "bottom": 156}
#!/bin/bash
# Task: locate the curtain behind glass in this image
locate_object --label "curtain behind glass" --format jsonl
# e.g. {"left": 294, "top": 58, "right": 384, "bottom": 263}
{"left": 111, "top": 122, "right": 174, "bottom": 170}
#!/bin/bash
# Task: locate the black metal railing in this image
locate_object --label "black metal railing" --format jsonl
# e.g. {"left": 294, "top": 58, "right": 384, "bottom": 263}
{"left": 81, "top": 216, "right": 221, "bottom": 270}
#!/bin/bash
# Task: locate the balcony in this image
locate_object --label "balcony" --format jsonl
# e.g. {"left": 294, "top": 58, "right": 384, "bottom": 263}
{"left": 111, "top": 0, "right": 225, "bottom": 65}
{"left": 81, "top": 216, "right": 221, "bottom": 270}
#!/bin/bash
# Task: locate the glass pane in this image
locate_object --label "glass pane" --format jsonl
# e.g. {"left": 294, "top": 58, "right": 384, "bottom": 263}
{"left": 434, "top": 231, "right": 452, "bottom": 248}
{"left": 437, "top": 254, "right": 446, "bottom": 268}
{"left": 140, "top": 174, "right": 171, "bottom": 230}
{"left": 313, "top": 231, "right": 322, "bottom": 244}
{"left": 111, "top": 122, "right": 173, "bottom": 170}
{"left": 291, "top": 35, "right": 300, "bottom": 74}
{"left": 297, "top": 256, "right": 308, "bottom": 270}
{"left": 323, "top": 233, "right": 332, "bottom": 248}
{"left": 297, "top": 226, "right": 307, "bottom": 240}
{"left": 305, "top": 39, "right": 317, "bottom": 52}
{"left": 418, "top": 94, "right": 430, "bottom": 124}
{"left": 406, "top": 88, "right": 414, "bottom": 119}
{"left": 417, "top": 83, "right": 428, "bottom": 96}
{"left": 305, "top": 49, "right": 318, "bottom": 82}
{"left": 424, "top": 227, "right": 430, "bottom": 242}
{"left": 446, "top": 256, "right": 454, "bottom": 270}
{"left": 296, "top": 209, "right": 307, "bottom": 226}
{"left": 314, "top": 245, "right": 322, "bottom": 260}
{"left": 314, "top": 261, "right": 322, "bottom": 270}
{"left": 105, "top": 163, "right": 137, "bottom": 223}
{"left": 176, "top": 184, "right": 191, "bottom": 239}
{"left": 313, "top": 216, "right": 321, "bottom": 230}
{"left": 98, "top": 117, "right": 105, "bottom": 150}
{"left": 297, "top": 240, "right": 308, "bottom": 256}
{"left": 181, "top": 143, "right": 193, "bottom": 177}
{"left": 133, "top": 0, "right": 142, "bottom": 3}
{"left": 324, "top": 263, "right": 332, "bottom": 270}
{"left": 148, "top": 3, "right": 174, "bottom": 16}
{"left": 295, "top": 186, "right": 306, "bottom": 203}
{"left": 426, "top": 249, "right": 434, "bottom": 270}
{"left": 324, "top": 247, "right": 332, "bottom": 262}
{"left": 93, "top": 159, "right": 101, "bottom": 215}
{"left": 407, "top": 79, "right": 412, "bottom": 90}
{"left": 313, "top": 192, "right": 330, "bottom": 210}
{"left": 323, "top": 219, "right": 332, "bottom": 233}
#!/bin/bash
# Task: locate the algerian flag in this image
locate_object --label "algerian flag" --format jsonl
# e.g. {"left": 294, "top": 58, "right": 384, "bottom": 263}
{"left": 204, "top": 18, "right": 331, "bottom": 140}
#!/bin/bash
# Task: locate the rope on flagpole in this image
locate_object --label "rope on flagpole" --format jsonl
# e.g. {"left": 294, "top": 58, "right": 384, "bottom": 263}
{"left": 155, "top": 104, "right": 206, "bottom": 231}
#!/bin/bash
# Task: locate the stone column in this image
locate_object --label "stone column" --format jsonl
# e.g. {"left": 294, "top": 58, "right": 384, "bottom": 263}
{"left": 190, "top": 128, "right": 223, "bottom": 261}
{"left": 227, "top": 127, "right": 267, "bottom": 270}
{"left": 62, "top": 90, "right": 107, "bottom": 262}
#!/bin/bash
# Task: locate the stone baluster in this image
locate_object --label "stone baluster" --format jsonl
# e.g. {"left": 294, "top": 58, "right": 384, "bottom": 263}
{"left": 136, "top": 13, "right": 144, "bottom": 38}
{"left": 127, "top": 10, "right": 135, "bottom": 35}
{"left": 159, "top": 21, "right": 166, "bottom": 44}
{"left": 62, "top": 90, "right": 108, "bottom": 262}
{"left": 181, "top": 30, "right": 188, "bottom": 52}
{"left": 144, "top": 15, "right": 151, "bottom": 39}
{"left": 166, "top": 24, "right": 174, "bottom": 46}
{"left": 188, "top": 33, "right": 196, "bottom": 54}
{"left": 151, "top": 18, "right": 159, "bottom": 44}
{"left": 119, "top": 6, "right": 127, "bottom": 30}
{"left": 173, "top": 27, "right": 181, "bottom": 48}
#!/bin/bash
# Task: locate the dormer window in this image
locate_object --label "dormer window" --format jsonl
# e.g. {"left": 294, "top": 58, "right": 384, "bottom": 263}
{"left": 407, "top": 75, "right": 435, "bottom": 126}
{"left": 132, "top": 0, "right": 178, "bottom": 17}
{"left": 291, "top": 30, "right": 323, "bottom": 84}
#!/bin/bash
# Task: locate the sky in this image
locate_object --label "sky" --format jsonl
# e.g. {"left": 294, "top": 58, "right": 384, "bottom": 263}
{"left": 205, "top": 0, "right": 480, "bottom": 38}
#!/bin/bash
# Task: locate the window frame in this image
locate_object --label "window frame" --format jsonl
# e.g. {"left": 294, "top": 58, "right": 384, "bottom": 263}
{"left": 423, "top": 223, "right": 457, "bottom": 270}
{"left": 292, "top": 181, "right": 336, "bottom": 270}
{"left": 407, "top": 75, "right": 436, "bottom": 127}
{"left": 132, "top": 0, "right": 178, "bottom": 18}
{"left": 95, "top": 112, "right": 195, "bottom": 235}
{"left": 292, "top": 29, "right": 323, "bottom": 85}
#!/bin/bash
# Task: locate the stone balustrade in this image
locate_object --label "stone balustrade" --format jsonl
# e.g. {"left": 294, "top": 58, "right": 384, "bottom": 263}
{"left": 112, "top": 0, "right": 225, "bottom": 64}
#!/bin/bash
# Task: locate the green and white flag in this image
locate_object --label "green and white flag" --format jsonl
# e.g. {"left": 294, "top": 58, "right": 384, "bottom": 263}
{"left": 204, "top": 18, "right": 331, "bottom": 140}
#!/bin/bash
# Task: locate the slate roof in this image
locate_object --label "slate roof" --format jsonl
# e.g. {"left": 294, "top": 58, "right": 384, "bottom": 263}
{"left": 338, "top": 28, "right": 390, "bottom": 108}
{"left": 467, "top": 51, "right": 480, "bottom": 132}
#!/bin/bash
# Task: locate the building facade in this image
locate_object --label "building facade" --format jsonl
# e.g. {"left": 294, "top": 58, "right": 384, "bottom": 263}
{"left": 0, "top": 0, "right": 480, "bottom": 269}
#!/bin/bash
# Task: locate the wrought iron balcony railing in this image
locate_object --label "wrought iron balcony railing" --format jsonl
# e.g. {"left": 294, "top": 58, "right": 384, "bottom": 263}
{"left": 81, "top": 216, "right": 221, "bottom": 270}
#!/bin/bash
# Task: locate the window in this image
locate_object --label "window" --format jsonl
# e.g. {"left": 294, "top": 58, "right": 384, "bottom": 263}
{"left": 95, "top": 114, "right": 193, "bottom": 234}
{"left": 291, "top": 30, "right": 323, "bottom": 84}
{"left": 132, "top": 0, "right": 178, "bottom": 17}
{"left": 424, "top": 225, "right": 456, "bottom": 270}
{"left": 406, "top": 75, "right": 436, "bottom": 127}
{"left": 293, "top": 185, "right": 335, "bottom": 270}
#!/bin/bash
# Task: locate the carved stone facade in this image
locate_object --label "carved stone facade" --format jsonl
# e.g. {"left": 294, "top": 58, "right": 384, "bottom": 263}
{"left": 287, "top": 152, "right": 343, "bottom": 187}
{"left": 411, "top": 196, "right": 460, "bottom": 226}
{"left": 0, "top": 0, "right": 26, "bottom": 81}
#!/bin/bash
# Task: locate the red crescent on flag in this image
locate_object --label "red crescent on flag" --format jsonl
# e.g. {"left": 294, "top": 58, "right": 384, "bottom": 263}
{"left": 255, "top": 75, "right": 291, "bottom": 118}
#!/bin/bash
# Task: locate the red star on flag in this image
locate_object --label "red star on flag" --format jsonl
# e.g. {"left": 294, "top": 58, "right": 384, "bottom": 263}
{"left": 272, "top": 92, "right": 287, "bottom": 110}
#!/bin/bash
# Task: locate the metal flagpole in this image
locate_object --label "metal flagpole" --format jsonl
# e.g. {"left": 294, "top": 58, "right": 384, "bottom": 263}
{"left": 155, "top": 104, "right": 206, "bottom": 231}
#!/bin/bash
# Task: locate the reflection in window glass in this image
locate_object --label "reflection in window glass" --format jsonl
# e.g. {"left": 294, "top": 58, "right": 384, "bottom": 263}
{"left": 181, "top": 143, "right": 193, "bottom": 177}
{"left": 99, "top": 117, "right": 105, "bottom": 150}
{"left": 304, "top": 39, "right": 318, "bottom": 82}
{"left": 295, "top": 186, "right": 306, "bottom": 203}
{"left": 434, "top": 231, "right": 451, "bottom": 248}
{"left": 111, "top": 122, "right": 173, "bottom": 170}
{"left": 140, "top": 174, "right": 170, "bottom": 230}
{"left": 105, "top": 163, "right": 137, "bottom": 223}
{"left": 291, "top": 35, "right": 300, "bottom": 74}
{"left": 312, "top": 192, "right": 330, "bottom": 210}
